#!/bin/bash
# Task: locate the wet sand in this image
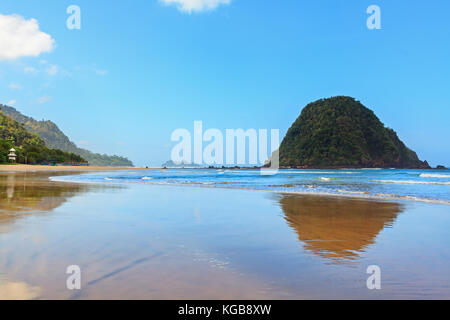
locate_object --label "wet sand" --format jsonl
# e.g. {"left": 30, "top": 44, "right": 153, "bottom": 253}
{"left": 1, "top": 171, "right": 449, "bottom": 299}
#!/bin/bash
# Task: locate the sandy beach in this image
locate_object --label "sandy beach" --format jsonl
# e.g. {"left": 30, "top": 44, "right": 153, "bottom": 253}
{"left": 1, "top": 170, "right": 450, "bottom": 299}
{"left": 0, "top": 165, "right": 143, "bottom": 172}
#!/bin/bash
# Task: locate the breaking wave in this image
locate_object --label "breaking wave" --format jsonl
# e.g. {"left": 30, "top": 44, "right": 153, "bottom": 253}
{"left": 374, "top": 180, "right": 450, "bottom": 185}
{"left": 420, "top": 174, "right": 450, "bottom": 179}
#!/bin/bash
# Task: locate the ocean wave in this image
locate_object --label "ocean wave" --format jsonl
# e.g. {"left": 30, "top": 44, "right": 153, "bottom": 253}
{"left": 338, "top": 189, "right": 369, "bottom": 195}
{"left": 276, "top": 190, "right": 450, "bottom": 205}
{"left": 141, "top": 177, "right": 153, "bottom": 180}
{"left": 267, "top": 184, "right": 298, "bottom": 188}
{"left": 281, "top": 171, "right": 357, "bottom": 174}
{"left": 420, "top": 174, "right": 450, "bottom": 179}
{"left": 374, "top": 180, "right": 450, "bottom": 185}
{"left": 49, "top": 176, "right": 450, "bottom": 205}
{"left": 320, "top": 177, "right": 332, "bottom": 181}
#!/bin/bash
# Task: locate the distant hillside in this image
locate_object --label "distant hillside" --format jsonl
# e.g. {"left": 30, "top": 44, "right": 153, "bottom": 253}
{"left": 279, "top": 96, "right": 430, "bottom": 169}
{"left": 0, "top": 111, "right": 85, "bottom": 164}
{"left": 1, "top": 104, "right": 133, "bottom": 167}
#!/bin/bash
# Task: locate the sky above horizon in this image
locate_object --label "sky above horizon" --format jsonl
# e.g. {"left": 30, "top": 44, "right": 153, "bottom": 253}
{"left": 0, "top": 0, "right": 449, "bottom": 167}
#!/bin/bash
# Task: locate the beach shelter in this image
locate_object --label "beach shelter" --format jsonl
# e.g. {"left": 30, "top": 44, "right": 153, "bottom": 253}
{"left": 8, "top": 148, "right": 17, "bottom": 163}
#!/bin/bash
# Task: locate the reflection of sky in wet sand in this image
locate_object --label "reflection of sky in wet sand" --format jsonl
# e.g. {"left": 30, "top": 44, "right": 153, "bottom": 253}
{"left": 0, "top": 173, "right": 89, "bottom": 226}
{"left": 0, "top": 172, "right": 114, "bottom": 233}
{"left": 0, "top": 173, "right": 277, "bottom": 299}
{"left": 0, "top": 172, "right": 112, "bottom": 300}
{"left": 1, "top": 172, "right": 449, "bottom": 299}
{"left": 278, "top": 195, "right": 402, "bottom": 262}
{"left": 0, "top": 280, "right": 41, "bottom": 300}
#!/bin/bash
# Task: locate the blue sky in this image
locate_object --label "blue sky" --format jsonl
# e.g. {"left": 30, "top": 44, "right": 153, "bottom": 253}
{"left": 0, "top": 0, "right": 449, "bottom": 167}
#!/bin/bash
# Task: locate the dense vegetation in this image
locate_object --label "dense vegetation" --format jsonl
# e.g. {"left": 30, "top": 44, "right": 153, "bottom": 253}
{"left": 279, "top": 96, "right": 430, "bottom": 168}
{"left": 1, "top": 104, "right": 133, "bottom": 166}
{"left": 0, "top": 110, "right": 86, "bottom": 164}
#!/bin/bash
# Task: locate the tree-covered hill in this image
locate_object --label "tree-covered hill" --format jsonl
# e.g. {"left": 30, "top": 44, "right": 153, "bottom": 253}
{"left": 0, "top": 111, "right": 85, "bottom": 164}
{"left": 279, "top": 96, "right": 430, "bottom": 169}
{"left": 1, "top": 104, "right": 133, "bottom": 167}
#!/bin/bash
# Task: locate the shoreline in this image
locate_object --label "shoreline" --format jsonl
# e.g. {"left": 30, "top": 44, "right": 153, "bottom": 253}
{"left": 2, "top": 164, "right": 448, "bottom": 173}
{"left": 49, "top": 174, "right": 450, "bottom": 206}
{"left": 3, "top": 165, "right": 449, "bottom": 206}
{"left": 0, "top": 164, "right": 143, "bottom": 172}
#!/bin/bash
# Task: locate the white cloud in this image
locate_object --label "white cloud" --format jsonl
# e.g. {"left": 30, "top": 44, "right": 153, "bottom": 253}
{"left": 7, "top": 100, "right": 16, "bottom": 106}
{"left": 90, "top": 64, "right": 108, "bottom": 76}
{"left": 37, "top": 96, "right": 52, "bottom": 104}
{"left": 93, "top": 68, "right": 108, "bottom": 76}
{"left": 0, "top": 14, "right": 55, "bottom": 60}
{"left": 24, "top": 66, "right": 37, "bottom": 74}
{"left": 160, "top": 0, "right": 231, "bottom": 13}
{"left": 8, "top": 83, "right": 22, "bottom": 90}
{"left": 46, "top": 65, "right": 59, "bottom": 76}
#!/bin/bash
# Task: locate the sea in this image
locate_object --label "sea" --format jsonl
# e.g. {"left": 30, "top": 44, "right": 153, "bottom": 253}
{"left": 51, "top": 168, "right": 450, "bottom": 205}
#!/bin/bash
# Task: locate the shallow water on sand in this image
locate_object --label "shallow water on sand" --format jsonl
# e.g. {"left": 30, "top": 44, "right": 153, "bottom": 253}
{"left": 52, "top": 168, "right": 450, "bottom": 204}
{"left": 1, "top": 172, "right": 449, "bottom": 299}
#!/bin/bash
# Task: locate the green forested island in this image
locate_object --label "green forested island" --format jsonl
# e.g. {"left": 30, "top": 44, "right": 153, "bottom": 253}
{"left": 1, "top": 104, "right": 133, "bottom": 166}
{"left": 0, "top": 110, "right": 85, "bottom": 164}
{"left": 279, "top": 96, "right": 430, "bottom": 169}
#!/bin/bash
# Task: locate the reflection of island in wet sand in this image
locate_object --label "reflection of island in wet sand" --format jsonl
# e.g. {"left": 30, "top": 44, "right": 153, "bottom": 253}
{"left": 1, "top": 171, "right": 449, "bottom": 299}
{"left": 278, "top": 194, "right": 403, "bottom": 262}
{"left": 0, "top": 172, "right": 92, "bottom": 230}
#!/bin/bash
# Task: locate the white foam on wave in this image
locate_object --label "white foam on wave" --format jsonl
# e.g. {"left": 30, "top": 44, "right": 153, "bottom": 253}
{"left": 49, "top": 176, "right": 450, "bottom": 205}
{"left": 276, "top": 190, "right": 450, "bottom": 205}
{"left": 320, "top": 177, "right": 331, "bottom": 182}
{"left": 264, "top": 188, "right": 450, "bottom": 205}
{"left": 374, "top": 180, "right": 450, "bottom": 185}
{"left": 141, "top": 177, "right": 153, "bottom": 180}
{"left": 282, "top": 171, "right": 357, "bottom": 174}
{"left": 420, "top": 174, "right": 450, "bottom": 179}
{"left": 338, "top": 189, "right": 369, "bottom": 195}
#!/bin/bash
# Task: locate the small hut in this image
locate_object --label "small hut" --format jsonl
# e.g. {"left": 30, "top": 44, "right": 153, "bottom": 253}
{"left": 8, "top": 148, "right": 17, "bottom": 163}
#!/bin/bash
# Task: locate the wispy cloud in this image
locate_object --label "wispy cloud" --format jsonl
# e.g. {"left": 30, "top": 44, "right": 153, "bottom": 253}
{"left": 24, "top": 66, "right": 37, "bottom": 74}
{"left": 93, "top": 68, "right": 108, "bottom": 76}
{"left": 8, "top": 83, "right": 22, "bottom": 90}
{"left": 160, "top": 0, "right": 231, "bottom": 13}
{"left": 0, "top": 14, "right": 55, "bottom": 60}
{"left": 7, "top": 99, "right": 16, "bottom": 106}
{"left": 46, "top": 65, "right": 59, "bottom": 76}
{"left": 37, "top": 96, "right": 52, "bottom": 104}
